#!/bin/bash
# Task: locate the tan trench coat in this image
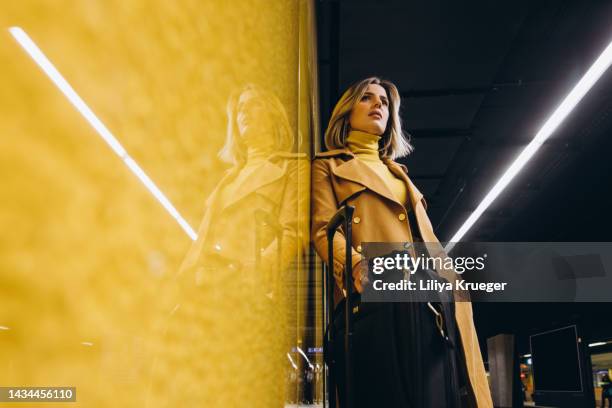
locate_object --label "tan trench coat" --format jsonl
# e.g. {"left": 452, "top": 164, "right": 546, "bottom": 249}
{"left": 310, "top": 148, "right": 493, "bottom": 408}
{"left": 180, "top": 152, "right": 308, "bottom": 277}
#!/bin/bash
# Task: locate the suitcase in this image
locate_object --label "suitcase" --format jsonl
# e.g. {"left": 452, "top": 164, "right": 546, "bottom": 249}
{"left": 322, "top": 205, "right": 471, "bottom": 408}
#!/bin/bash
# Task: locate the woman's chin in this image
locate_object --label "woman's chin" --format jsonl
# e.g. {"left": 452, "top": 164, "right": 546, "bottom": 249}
{"left": 368, "top": 127, "right": 385, "bottom": 136}
{"left": 352, "top": 124, "right": 384, "bottom": 135}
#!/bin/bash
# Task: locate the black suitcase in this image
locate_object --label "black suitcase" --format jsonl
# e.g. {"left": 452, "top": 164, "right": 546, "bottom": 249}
{"left": 322, "top": 205, "right": 471, "bottom": 408}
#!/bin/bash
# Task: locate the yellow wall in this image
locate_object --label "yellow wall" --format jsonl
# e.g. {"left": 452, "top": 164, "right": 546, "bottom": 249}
{"left": 0, "top": 0, "right": 314, "bottom": 406}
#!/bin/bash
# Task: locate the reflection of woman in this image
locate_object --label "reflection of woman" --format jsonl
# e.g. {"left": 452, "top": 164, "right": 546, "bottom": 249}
{"left": 311, "top": 77, "right": 492, "bottom": 407}
{"left": 151, "top": 84, "right": 304, "bottom": 407}
{"left": 180, "top": 83, "right": 303, "bottom": 294}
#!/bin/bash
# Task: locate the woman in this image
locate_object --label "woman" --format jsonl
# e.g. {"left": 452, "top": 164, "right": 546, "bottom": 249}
{"left": 180, "top": 83, "right": 303, "bottom": 290}
{"left": 150, "top": 84, "right": 307, "bottom": 407}
{"left": 311, "top": 77, "right": 492, "bottom": 407}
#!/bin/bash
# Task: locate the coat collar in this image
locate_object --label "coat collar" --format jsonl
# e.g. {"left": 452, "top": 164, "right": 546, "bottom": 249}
{"left": 382, "top": 157, "right": 427, "bottom": 211}
{"left": 211, "top": 160, "right": 287, "bottom": 209}
{"left": 314, "top": 147, "right": 355, "bottom": 158}
{"left": 321, "top": 148, "right": 427, "bottom": 210}
{"left": 205, "top": 154, "right": 288, "bottom": 210}
{"left": 332, "top": 156, "right": 401, "bottom": 205}
{"left": 180, "top": 153, "right": 291, "bottom": 274}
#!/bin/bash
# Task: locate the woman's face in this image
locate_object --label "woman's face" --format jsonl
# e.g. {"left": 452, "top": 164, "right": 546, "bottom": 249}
{"left": 237, "top": 90, "right": 264, "bottom": 135}
{"left": 236, "top": 89, "right": 273, "bottom": 148}
{"left": 348, "top": 83, "right": 390, "bottom": 135}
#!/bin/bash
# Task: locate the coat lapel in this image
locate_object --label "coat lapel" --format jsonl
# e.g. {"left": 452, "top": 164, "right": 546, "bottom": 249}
{"left": 382, "top": 158, "right": 425, "bottom": 208}
{"left": 329, "top": 151, "right": 436, "bottom": 244}
{"left": 179, "top": 168, "right": 238, "bottom": 273}
{"left": 331, "top": 153, "right": 402, "bottom": 206}
{"left": 383, "top": 158, "right": 439, "bottom": 244}
{"left": 196, "top": 155, "right": 287, "bottom": 244}
{"left": 220, "top": 159, "right": 287, "bottom": 211}
{"left": 384, "top": 160, "right": 469, "bottom": 297}
{"left": 179, "top": 156, "right": 286, "bottom": 274}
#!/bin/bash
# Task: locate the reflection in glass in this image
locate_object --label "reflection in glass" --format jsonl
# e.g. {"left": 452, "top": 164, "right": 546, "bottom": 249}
{"left": 150, "top": 84, "right": 307, "bottom": 407}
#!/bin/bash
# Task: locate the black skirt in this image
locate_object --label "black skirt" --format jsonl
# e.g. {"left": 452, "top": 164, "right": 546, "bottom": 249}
{"left": 327, "top": 293, "right": 470, "bottom": 408}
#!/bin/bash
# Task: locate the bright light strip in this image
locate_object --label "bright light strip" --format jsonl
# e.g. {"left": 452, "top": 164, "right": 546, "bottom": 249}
{"left": 297, "top": 346, "right": 314, "bottom": 369}
{"left": 286, "top": 353, "right": 298, "bottom": 370}
{"left": 445, "top": 38, "right": 612, "bottom": 252}
{"left": 8, "top": 27, "right": 197, "bottom": 241}
{"left": 588, "top": 341, "right": 607, "bottom": 347}
{"left": 522, "top": 354, "right": 532, "bottom": 358}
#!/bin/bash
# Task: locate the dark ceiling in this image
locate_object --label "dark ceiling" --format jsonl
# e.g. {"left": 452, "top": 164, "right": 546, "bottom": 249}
{"left": 316, "top": 0, "right": 612, "bottom": 347}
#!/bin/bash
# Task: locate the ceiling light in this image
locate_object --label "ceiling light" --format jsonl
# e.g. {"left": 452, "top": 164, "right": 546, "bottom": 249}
{"left": 8, "top": 27, "right": 197, "bottom": 241}
{"left": 445, "top": 38, "right": 612, "bottom": 252}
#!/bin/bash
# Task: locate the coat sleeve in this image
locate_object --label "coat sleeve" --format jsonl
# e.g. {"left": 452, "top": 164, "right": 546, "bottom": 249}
{"left": 311, "top": 158, "right": 362, "bottom": 292}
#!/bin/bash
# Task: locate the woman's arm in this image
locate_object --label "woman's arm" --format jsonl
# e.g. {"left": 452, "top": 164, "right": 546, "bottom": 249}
{"left": 311, "top": 158, "right": 362, "bottom": 293}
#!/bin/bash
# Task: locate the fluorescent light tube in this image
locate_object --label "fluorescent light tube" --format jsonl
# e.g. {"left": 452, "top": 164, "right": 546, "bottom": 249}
{"left": 8, "top": 26, "right": 197, "bottom": 241}
{"left": 445, "top": 38, "right": 612, "bottom": 252}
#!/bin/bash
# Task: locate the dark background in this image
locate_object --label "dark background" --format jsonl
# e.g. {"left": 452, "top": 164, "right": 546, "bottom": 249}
{"left": 316, "top": 0, "right": 612, "bottom": 357}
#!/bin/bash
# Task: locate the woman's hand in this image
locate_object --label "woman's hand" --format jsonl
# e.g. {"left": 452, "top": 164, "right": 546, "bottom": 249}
{"left": 352, "top": 260, "right": 369, "bottom": 294}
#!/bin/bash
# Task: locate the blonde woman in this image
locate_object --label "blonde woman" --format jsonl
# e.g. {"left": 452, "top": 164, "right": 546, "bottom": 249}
{"left": 151, "top": 84, "right": 306, "bottom": 407}
{"left": 311, "top": 77, "right": 492, "bottom": 407}
{"left": 181, "top": 83, "right": 300, "bottom": 285}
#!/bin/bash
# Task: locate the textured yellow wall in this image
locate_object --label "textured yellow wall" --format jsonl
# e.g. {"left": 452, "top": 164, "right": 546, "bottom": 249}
{"left": 0, "top": 0, "right": 314, "bottom": 406}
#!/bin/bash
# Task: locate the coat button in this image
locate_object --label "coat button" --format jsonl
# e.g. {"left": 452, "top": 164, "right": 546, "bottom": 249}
{"left": 356, "top": 245, "right": 362, "bottom": 253}
{"left": 353, "top": 216, "right": 361, "bottom": 224}
{"left": 398, "top": 213, "right": 406, "bottom": 221}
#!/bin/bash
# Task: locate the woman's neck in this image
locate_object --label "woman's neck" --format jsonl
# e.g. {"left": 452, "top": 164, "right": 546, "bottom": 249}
{"left": 346, "top": 130, "right": 381, "bottom": 162}
{"left": 244, "top": 146, "right": 270, "bottom": 165}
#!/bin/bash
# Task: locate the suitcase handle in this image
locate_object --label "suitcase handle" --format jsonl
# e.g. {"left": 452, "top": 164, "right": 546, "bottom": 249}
{"left": 325, "top": 204, "right": 355, "bottom": 408}
{"left": 325, "top": 204, "right": 355, "bottom": 300}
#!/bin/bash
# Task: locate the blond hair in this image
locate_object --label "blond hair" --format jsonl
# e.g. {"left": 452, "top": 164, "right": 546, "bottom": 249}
{"left": 324, "top": 77, "right": 413, "bottom": 159}
{"left": 219, "top": 84, "right": 293, "bottom": 166}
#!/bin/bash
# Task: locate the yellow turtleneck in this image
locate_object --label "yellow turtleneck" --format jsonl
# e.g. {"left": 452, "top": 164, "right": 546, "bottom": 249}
{"left": 219, "top": 147, "right": 269, "bottom": 204}
{"left": 346, "top": 130, "right": 408, "bottom": 206}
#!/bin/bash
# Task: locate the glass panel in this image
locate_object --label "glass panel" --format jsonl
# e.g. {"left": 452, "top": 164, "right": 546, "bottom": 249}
{"left": 0, "top": 1, "right": 316, "bottom": 406}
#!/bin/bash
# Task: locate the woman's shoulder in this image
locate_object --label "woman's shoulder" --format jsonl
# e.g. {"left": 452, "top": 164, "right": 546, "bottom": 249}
{"left": 312, "top": 149, "right": 354, "bottom": 174}
{"left": 313, "top": 148, "right": 353, "bottom": 161}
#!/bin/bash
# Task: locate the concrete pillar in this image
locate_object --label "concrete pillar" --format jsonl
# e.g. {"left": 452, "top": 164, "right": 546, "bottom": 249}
{"left": 487, "top": 334, "right": 515, "bottom": 408}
